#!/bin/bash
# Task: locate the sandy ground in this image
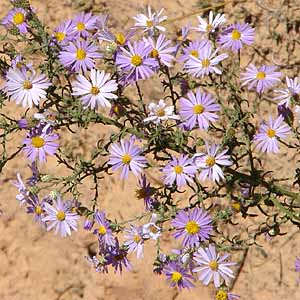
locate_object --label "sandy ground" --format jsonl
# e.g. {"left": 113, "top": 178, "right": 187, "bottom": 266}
{"left": 1, "top": 0, "right": 300, "bottom": 299}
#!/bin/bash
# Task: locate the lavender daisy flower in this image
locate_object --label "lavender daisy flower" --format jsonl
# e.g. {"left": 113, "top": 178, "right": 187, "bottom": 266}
{"left": 218, "top": 23, "right": 255, "bottom": 52}
{"left": 11, "top": 173, "right": 28, "bottom": 205}
{"left": 11, "top": 54, "right": 32, "bottom": 72}
{"left": 295, "top": 256, "right": 300, "bottom": 284}
{"left": 144, "top": 34, "right": 176, "bottom": 67}
{"left": 22, "top": 127, "right": 59, "bottom": 163}
{"left": 171, "top": 207, "right": 213, "bottom": 247}
{"left": 194, "top": 143, "right": 232, "bottom": 183}
{"left": 116, "top": 41, "right": 157, "bottom": 82}
{"left": 108, "top": 136, "right": 147, "bottom": 179}
{"left": 72, "top": 69, "right": 118, "bottom": 109}
{"left": 135, "top": 174, "right": 156, "bottom": 210}
{"left": 93, "top": 210, "right": 115, "bottom": 247}
{"left": 179, "top": 89, "right": 220, "bottom": 130}
{"left": 163, "top": 261, "right": 194, "bottom": 290}
{"left": 2, "top": 8, "right": 29, "bottom": 34}
{"left": 142, "top": 214, "right": 161, "bottom": 240}
{"left": 184, "top": 43, "right": 228, "bottom": 78}
{"left": 59, "top": 40, "right": 101, "bottom": 73}
{"left": 144, "top": 99, "right": 179, "bottom": 124}
{"left": 98, "top": 29, "right": 135, "bottom": 48}
{"left": 26, "top": 194, "right": 45, "bottom": 224}
{"left": 162, "top": 154, "right": 197, "bottom": 188}
{"left": 178, "top": 39, "right": 210, "bottom": 63}
{"left": 124, "top": 225, "right": 144, "bottom": 259}
{"left": 274, "top": 76, "right": 300, "bottom": 107}
{"left": 133, "top": 6, "right": 167, "bottom": 34}
{"left": 71, "top": 12, "right": 98, "bottom": 38}
{"left": 193, "top": 11, "right": 226, "bottom": 34}
{"left": 5, "top": 68, "right": 51, "bottom": 108}
{"left": 42, "top": 194, "right": 80, "bottom": 237}
{"left": 241, "top": 64, "right": 281, "bottom": 94}
{"left": 253, "top": 115, "right": 291, "bottom": 153}
{"left": 53, "top": 20, "right": 74, "bottom": 45}
{"left": 215, "top": 289, "right": 240, "bottom": 300}
{"left": 193, "top": 244, "right": 236, "bottom": 287}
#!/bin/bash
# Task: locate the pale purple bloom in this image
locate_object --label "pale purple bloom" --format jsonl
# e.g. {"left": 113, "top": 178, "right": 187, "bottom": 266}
{"left": 17, "top": 118, "right": 28, "bottom": 129}
{"left": 5, "top": 68, "right": 51, "bottom": 108}
{"left": 116, "top": 41, "right": 157, "bottom": 82}
{"left": 59, "top": 40, "right": 101, "bottom": 73}
{"left": 215, "top": 290, "right": 240, "bottom": 300}
{"left": 241, "top": 64, "right": 281, "bottom": 94}
{"left": 178, "top": 39, "right": 210, "bottom": 62}
{"left": 98, "top": 29, "right": 135, "bottom": 47}
{"left": 253, "top": 115, "right": 291, "bottom": 153}
{"left": 42, "top": 195, "right": 80, "bottom": 237}
{"left": 53, "top": 20, "right": 74, "bottom": 45}
{"left": 142, "top": 213, "right": 161, "bottom": 240}
{"left": 218, "top": 23, "right": 255, "bottom": 52}
{"left": 162, "top": 154, "right": 197, "bottom": 187}
{"left": 93, "top": 210, "right": 115, "bottom": 247}
{"left": 11, "top": 54, "right": 32, "bottom": 72}
{"left": 172, "top": 207, "right": 213, "bottom": 247}
{"left": 26, "top": 194, "right": 45, "bottom": 224}
{"left": 124, "top": 225, "right": 144, "bottom": 259}
{"left": 2, "top": 8, "right": 29, "bottom": 34}
{"left": 144, "top": 34, "right": 176, "bottom": 67}
{"left": 274, "top": 76, "right": 300, "bottom": 107}
{"left": 108, "top": 136, "right": 147, "bottom": 179}
{"left": 193, "top": 11, "right": 226, "bottom": 34}
{"left": 295, "top": 256, "right": 300, "bottom": 284}
{"left": 194, "top": 143, "right": 232, "bottom": 183}
{"left": 184, "top": 43, "right": 228, "bottom": 78}
{"left": 72, "top": 69, "right": 118, "bottom": 109}
{"left": 22, "top": 127, "right": 59, "bottom": 163}
{"left": 11, "top": 173, "right": 28, "bottom": 205}
{"left": 136, "top": 174, "right": 156, "bottom": 210}
{"left": 163, "top": 261, "right": 194, "bottom": 290}
{"left": 193, "top": 244, "right": 236, "bottom": 287}
{"left": 71, "top": 12, "right": 98, "bottom": 38}
{"left": 179, "top": 89, "right": 220, "bottom": 130}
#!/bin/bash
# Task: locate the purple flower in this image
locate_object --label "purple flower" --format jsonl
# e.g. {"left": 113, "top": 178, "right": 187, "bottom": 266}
{"left": 98, "top": 29, "right": 134, "bottom": 47}
{"left": 194, "top": 143, "right": 232, "bottom": 183}
{"left": 184, "top": 43, "right": 228, "bottom": 78}
{"left": 71, "top": 12, "right": 98, "bottom": 38}
{"left": 2, "top": 8, "right": 29, "bottom": 34}
{"left": 116, "top": 41, "right": 157, "bottom": 83}
{"left": 162, "top": 154, "right": 197, "bottom": 187}
{"left": 124, "top": 225, "right": 144, "bottom": 259}
{"left": 193, "top": 244, "right": 236, "bottom": 287}
{"left": 163, "top": 261, "right": 194, "bottom": 290}
{"left": 42, "top": 194, "right": 80, "bottom": 237}
{"left": 253, "top": 115, "right": 291, "bottom": 153}
{"left": 241, "top": 64, "right": 281, "bottom": 94}
{"left": 274, "top": 76, "right": 300, "bottom": 107}
{"left": 93, "top": 210, "right": 115, "bottom": 247}
{"left": 178, "top": 39, "right": 210, "bottom": 63}
{"left": 59, "top": 40, "right": 101, "bottom": 73}
{"left": 295, "top": 256, "right": 300, "bottom": 283}
{"left": 26, "top": 194, "right": 45, "bottom": 224}
{"left": 179, "top": 89, "right": 220, "bottom": 130}
{"left": 136, "top": 174, "right": 156, "bottom": 210}
{"left": 215, "top": 290, "right": 240, "bottom": 300}
{"left": 22, "top": 127, "right": 59, "bottom": 163}
{"left": 17, "top": 118, "right": 28, "bottom": 129}
{"left": 53, "top": 20, "right": 74, "bottom": 45}
{"left": 11, "top": 173, "right": 28, "bottom": 205}
{"left": 172, "top": 207, "right": 213, "bottom": 247}
{"left": 108, "top": 136, "right": 147, "bottom": 179}
{"left": 218, "top": 23, "right": 255, "bottom": 52}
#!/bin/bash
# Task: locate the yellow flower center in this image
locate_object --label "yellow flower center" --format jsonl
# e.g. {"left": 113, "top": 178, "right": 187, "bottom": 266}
{"left": 193, "top": 104, "right": 205, "bottom": 114}
{"left": 190, "top": 50, "right": 199, "bottom": 58}
{"left": 122, "top": 153, "right": 132, "bottom": 164}
{"left": 202, "top": 58, "right": 210, "bottom": 68}
{"left": 115, "top": 33, "right": 126, "bottom": 45}
{"left": 98, "top": 225, "right": 107, "bottom": 235}
{"left": 55, "top": 32, "right": 66, "bottom": 42}
{"left": 56, "top": 210, "right": 66, "bottom": 221}
{"left": 171, "top": 271, "right": 182, "bottom": 282}
{"left": 146, "top": 20, "right": 153, "bottom": 28}
{"left": 231, "top": 202, "right": 241, "bottom": 211}
{"left": 156, "top": 108, "right": 166, "bottom": 117}
{"left": 13, "top": 12, "right": 25, "bottom": 25}
{"left": 206, "top": 24, "right": 213, "bottom": 32}
{"left": 231, "top": 29, "right": 241, "bottom": 40}
{"left": 174, "top": 165, "right": 183, "bottom": 174}
{"left": 76, "top": 48, "right": 87, "bottom": 60}
{"left": 23, "top": 80, "right": 32, "bottom": 90}
{"left": 206, "top": 156, "right": 216, "bottom": 167}
{"left": 256, "top": 71, "right": 266, "bottom": 80}
{"left": 135, "top": 188, "right": 147, "bottom": 199}
{"left": 185, "top": 220, "right": 200, "bottom": 234}
{"left": 209, "top": 260, "right": 218, "bottom": 271}
{"left": 131, "top": 55, "right": 143, "bottom": 66}
{"left": 35, "top": 206, "right": 42, "bottom": 215}
{"left": 133, "top": 235, "right": 141, "bottom": 243}
{"left": 215, "top": 290, "right": 228, "bottom": 300}
{"left": 149, "top": 225, "right": 159, "bottom": 233}
{"left": 31, "top": 136, "right": 45, "bottom": 148}
{"left": 76, "top": 22, "right": 86, "bottom": 31}
{"left": 267, "top": 128, "right": 276, "bottom": 138}
{"left": 90, "top": 86, "right": 100, "bottom": 95}
{"left": 150, "top": 48, "right": 159, "bottom": 58}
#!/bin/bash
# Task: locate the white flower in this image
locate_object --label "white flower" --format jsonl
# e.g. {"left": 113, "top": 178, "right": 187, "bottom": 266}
{"left": 194, "top": 11, "right": 226, "bottom": 33}
{"left": 142, "top": 214, "right": 161, "bottom": 240}
{"left": 144, "top": 99, "right": 179, "bottom": 124}
{"left": 5, "top": 68, "right": 51, "bottom": 108}
{"left": 133, "top": 5, "right": 167, "bottom": 34}
{"left": 72, "top": 69, "right": 118, "bottom": 109}
{"left": 274, "top": 76, "right": 300, "bottom": 107}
